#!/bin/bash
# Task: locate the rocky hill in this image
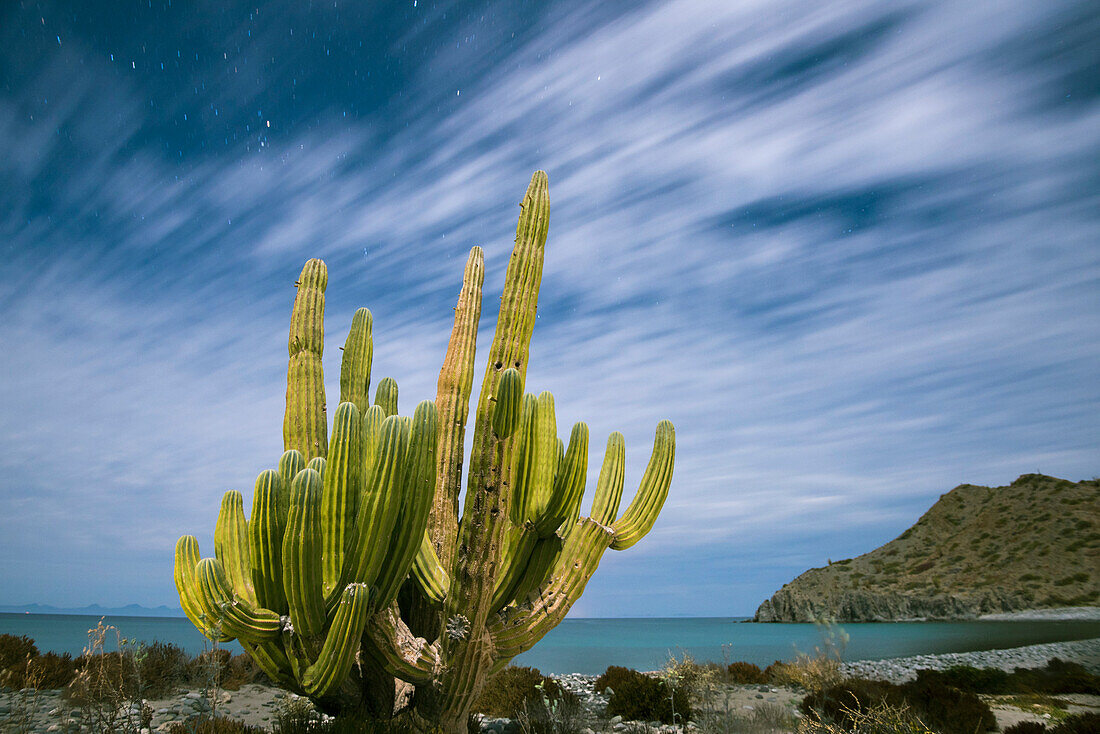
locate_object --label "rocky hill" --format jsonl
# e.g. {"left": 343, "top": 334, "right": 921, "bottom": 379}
{"left": 754, "top": 474, "right": 1099, "bottom": 622}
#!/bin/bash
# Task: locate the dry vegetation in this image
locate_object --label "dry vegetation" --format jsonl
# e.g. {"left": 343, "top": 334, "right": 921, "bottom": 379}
{"left": 767, "top": 475, "right": 1099, "bottom": 614}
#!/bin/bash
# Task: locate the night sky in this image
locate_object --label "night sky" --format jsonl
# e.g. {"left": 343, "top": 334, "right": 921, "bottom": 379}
{"left": 2, "top": 0, "right": 1098, "bottom": 616}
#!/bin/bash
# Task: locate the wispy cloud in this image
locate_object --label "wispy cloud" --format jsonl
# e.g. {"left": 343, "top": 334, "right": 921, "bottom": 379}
{"left": 0, "top": 0, "right": 1096, "bottom": 614}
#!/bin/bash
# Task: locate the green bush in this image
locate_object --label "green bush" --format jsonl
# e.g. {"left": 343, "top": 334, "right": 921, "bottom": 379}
{"left": 726, "top": 661, "right": 767, "bottom": 684}
{"left": 1013, "top": 658, "right": 1100, "bottom": 695}
{"left": 914, "top": 659, "right": 1100, "bottom": 696}
{"left": 223, "top": 652, "right": 265, "bottom": 690}
{"left": 66, "top": 651, "right": 137, "bottom": 704}
{"left": 593, "top": 665, "right": 635, "bottom": 695}
{"left": 1003, "top": 724, "right": 1048, "bottom": 734}
{"left": 139, "top": 641, "right": 190, "bottom": 697}
{"left": 602, "top": 667, "right": 691, "bottom": 724}
{"left": 800, "top": 678, "right": 902, "bottom": 725}
{"left": 801, "top": 677, "right": 995, "bottom": 734}
{"left": 24, "top": 651, "right": 78, "bottom": 688}
{"left": 270, "top": 697, "right": 417, "bottom": 734}
{"left": 188, "top": 648, "right": 232, "bottom": 685}
{"left": 168, "top": 716, "right": 268, "bottom": 734}
{"left": 1053, "top": 713, "right": 1100, "bottom": 734}
{"left": 0, "top": 633, "right": 38, "bottom": 671}
{"left": 913, "top": 664, "right": 1010, "bottom": 693}
{"left": 470, "top": 665, "right": 571, "bottom": 718}
{"left": 899, "top": 677, "right": 996, "bottom": 734}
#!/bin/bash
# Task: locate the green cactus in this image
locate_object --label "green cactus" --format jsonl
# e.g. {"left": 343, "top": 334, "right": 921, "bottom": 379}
{"left": 172, "top": 171, "right": 675, "bottom": 731}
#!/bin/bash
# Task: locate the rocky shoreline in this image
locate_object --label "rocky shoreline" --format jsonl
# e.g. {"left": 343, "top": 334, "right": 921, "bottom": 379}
{"left": 840, "top": 636, "right": 1100, "bottom": 684}
{"left": 4, "top": 637, "right": 1100, "bottom": 733}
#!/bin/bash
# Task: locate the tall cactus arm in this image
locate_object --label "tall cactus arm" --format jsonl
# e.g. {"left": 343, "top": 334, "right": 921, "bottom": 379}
{"left": 588, "top": 433, "right": 626, "bottom": 526}
{"left": 242, "top": 640, "right": 300, "bottom": 691}
{"left": 249, "top": 470, "right": 289, "bottom": 614}
{"left": 510, "top": 394, "right": 540, "bottom": 525}
{"left": 375, "top": 400, "right": 439, "bottom": 607}
{"left": 174, "top": 536, "right": 231, "bottom": 641}
{"left": 530, "top": 392, "right": 559, "bottom": 516}
{"left": 531, "top": 422, "right": 589, "bottom": 537}
{"left": 302, "top": 584, "right": 372, "bottom": 697}
{"left": 215, "top": 491, "right": 257, "bottom": 606}
{"left": 194, "top": 558, "right": 282, "bottom": 641}
{"left": 282, "top": 468, "right": 327, "bottom": 637}
{"left": 339, "top": 308, "right": 374, "bottom": 414}
{"left": 364, "top": 605, "right": 440, "bottom": 685}
{"left": 360, "top": 405, "right": 386, "bottom": 481}
{"left": 284, "top": 259, "right": 328, "bottom": 459}
{"left": 307, "top": 456, "right": 326, "bottom": 479}
{"left": 374, "top": 377, "right": 399, "bottom": 417}
{"left": 347, "top": 415, "right": 409, "bottom": 588}
{"left": 321, "top": 402, "right": 363, "bottom": 598}
{"left": 610, "top": 420, "right": 675, "bottom": 550}
{"left": 277, "top": 450, "right": 305, "bottom": 523}
{"left": 441, "top": 171, "right": 549, "bottom": 720}
{"left": 489, "top": 524, "right": 538, "bottom": 612}
{"left": 497, "top": 532, "right": 563, "bottom": 613}
{"left": 491, "top": 368, "right": 523, "bottom": 439}
{"left": 489, "top": 519, "right": 614, "bottom": 660}
{"left": 411, "top": 533, "right": 450, "bottom": 602}
{"left": 430, "top": 246, "right": 485, "bottom": 564}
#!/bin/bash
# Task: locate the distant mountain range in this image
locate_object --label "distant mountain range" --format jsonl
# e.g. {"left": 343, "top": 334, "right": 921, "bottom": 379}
{"left": 0, "top": 603, "right": 184, "bottom": 617}
{"left": 755, "top": 474, "right": 1099, "bottom": 622}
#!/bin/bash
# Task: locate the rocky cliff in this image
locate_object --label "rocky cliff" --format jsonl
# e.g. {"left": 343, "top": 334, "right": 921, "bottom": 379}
{"left": 754, "top": 474, "right": 1099, "bottom": 622}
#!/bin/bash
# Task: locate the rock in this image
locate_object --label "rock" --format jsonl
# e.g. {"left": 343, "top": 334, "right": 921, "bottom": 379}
{"left": 611, "top": 715, "right": 623, "bottom": 725}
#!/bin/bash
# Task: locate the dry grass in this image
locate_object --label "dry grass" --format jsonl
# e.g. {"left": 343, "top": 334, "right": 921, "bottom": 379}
{"left": 796, "top": 699, "right": 936, "bottom": 734}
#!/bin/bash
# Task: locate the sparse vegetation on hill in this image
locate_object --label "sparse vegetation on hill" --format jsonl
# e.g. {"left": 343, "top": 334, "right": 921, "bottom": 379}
{"left": 756, "top": 474, "right": 1100, "bottom": 622}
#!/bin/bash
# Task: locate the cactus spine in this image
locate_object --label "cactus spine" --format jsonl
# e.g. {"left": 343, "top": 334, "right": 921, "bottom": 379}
{"left": 173, "top": 172, "right": 675, "bottom": 731}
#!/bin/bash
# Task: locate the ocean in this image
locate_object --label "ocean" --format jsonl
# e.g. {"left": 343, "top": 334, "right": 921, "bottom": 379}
{"left": 3, "top": 613, "right": 1098, "bottom": 675}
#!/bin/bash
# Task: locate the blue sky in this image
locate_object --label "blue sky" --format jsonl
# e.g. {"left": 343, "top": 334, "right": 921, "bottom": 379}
{"left": 1, "top": 0, "right": 1097, "bottom": 617}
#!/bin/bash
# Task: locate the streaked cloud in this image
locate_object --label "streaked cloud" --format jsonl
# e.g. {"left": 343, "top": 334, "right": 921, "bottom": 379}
{"left": 0, "top": 0, "right": 1096, "bottom": 614}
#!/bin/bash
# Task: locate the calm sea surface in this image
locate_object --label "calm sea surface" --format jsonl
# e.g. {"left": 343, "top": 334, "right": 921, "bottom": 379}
{"left": 4, "top": 613, "right": 1098, "bottom": 675}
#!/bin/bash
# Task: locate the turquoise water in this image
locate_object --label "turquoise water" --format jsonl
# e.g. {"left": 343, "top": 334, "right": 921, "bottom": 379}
{"left": 4, "top": 613, "right": 1099, "bottom": 675}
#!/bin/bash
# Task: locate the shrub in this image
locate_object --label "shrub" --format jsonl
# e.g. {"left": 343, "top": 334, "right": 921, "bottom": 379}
{"left": 139, "top": 641, "right": 190, "bottom": 697}
{"left": 168, "top": 716, "right": 268, "bottom": 733}
{"left": 800, "top": 678, "right": 903, "bottom": 726}
{"left": 0, "top": 633, "right": 38, "bottom": 671}
{"left": 1013, "top": 658, "right": 1100, "bottom": 695}
{"left": 23, "top": 651, "right": 78, "bottom": 689}
{"left": 726, "top": 661, "right": 767, "bottom": 684}
{"left": 1004, "top": 724, "right": 1048, "bottom": 734}
{"left": 470, "top": 665, "right": 571, "bottom": 718}
{"left": 912, "top": 665, "right": 1010, "bottom": 693}
{"left": 223, "top": 652, "right": 264, "bottom": 690}
{"left": 270, "top": 696, "right": 418, "bottom": 734}
{"left": 899, "top": 677, "right": 996, "bottom": 734}
{"left": 593, "top": 665, "right": 636, "bottom": 695}
{"left": 763, "top": 660, "right": 794, "bottom": 684}
{"left": 517, "top": 688, "right": 585, "bottom": 734}
{"left": 67, "top": 651, "right": 136, "bottom": 704}
{"left": 604, "top": 668, "right": 690, "bottom": 724}
{"left": 1052, "top": 713, "right": 1100, "bottom": 734}
{"left": 189, "top": 648, "right": 232, "bottom": 685}
{"left": 660, "top": 651, "right": 711, "bottom": 712}
{"left": 801, "top": 677, "right": 995, "bottom": 734}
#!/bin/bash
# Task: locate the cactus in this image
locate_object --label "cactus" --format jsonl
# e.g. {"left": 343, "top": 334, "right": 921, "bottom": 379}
{"left": 172, "top": 171, "right": 675, "bottom": 731}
